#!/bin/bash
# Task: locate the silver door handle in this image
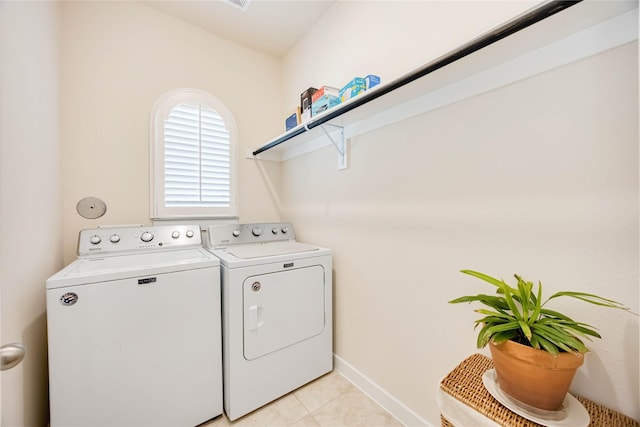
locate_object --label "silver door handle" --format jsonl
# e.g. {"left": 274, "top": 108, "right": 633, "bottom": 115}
{"left": 1, "top": 343, "right": 25, "bottom": 371}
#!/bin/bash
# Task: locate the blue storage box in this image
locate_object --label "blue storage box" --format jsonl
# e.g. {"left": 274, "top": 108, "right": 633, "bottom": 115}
{"left": 311, "top": 95, "right": 341, "bottom": 116}
{"left": 285, "top": 107, "right": 300, "bottom": 131}
{"left": 365, "top": 74, "right": 381, "bottom": 90}
{"left": 340, "top": 77, "right": 366, "bottom": 102}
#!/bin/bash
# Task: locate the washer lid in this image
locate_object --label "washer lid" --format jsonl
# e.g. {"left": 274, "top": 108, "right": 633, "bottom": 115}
{"left": 225, "top": 241, "right": 319, "bottom": 259}
{"left": 46, "top": 248, "right": 219, "bottom": 289}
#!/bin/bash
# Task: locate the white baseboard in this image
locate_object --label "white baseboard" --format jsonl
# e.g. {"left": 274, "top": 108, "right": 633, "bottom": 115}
{"left": 333, "top": 354, "right": 434, "bottom": 427}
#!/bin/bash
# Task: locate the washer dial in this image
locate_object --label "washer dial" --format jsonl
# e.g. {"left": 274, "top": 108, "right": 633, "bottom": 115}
{"left": 140, "top": 232, "right": 154, "bottom": 242}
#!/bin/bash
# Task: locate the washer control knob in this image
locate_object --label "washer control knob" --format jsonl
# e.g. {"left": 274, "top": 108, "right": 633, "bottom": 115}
{"left": 272, "top": 227, "right": 279, "bottom": 234}
{"left": 186, "top": 230, "right": 195, "bottom": 238}
{"left": 90, "top": 235, "right": 101, "bottom": 245}
{"left": 252, "top": 227, "right": 262, "bottom": 237}
{"left": 281, "top": 226, "right": 289, "bottom": 234}
{"left": 140, "top": 232, "right": 154, "bottom": 242}
{"left": 171, "top": 231, "right": 180, "bottom": 239}
{"left": 232, "top": 230, "right": 241, "bottom": 237}
{"left": 109, "top": 234, "right": 120, "bottom": 243}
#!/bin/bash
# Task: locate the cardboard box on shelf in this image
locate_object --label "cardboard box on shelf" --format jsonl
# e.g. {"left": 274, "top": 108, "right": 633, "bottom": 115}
{"left": 285, "top": 107, "right": 301, "bottom": 131}
{"left": 311, "top": 95, "right": 341, "bottom": 117}
{"left": 300, "top": 87, "right": 317, "bottom": 123}
{"left": 340, "top": 77, "right": 366, "bottom": 102}
{"left": 312, "top": 86, "right": 340, "bottom": 104}
{"left": 365, "top": 74, "right": 381, "bottom": 90}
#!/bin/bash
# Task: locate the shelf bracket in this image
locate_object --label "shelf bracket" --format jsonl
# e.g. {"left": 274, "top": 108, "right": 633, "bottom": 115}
{"left": 318, "top": 123, "right": 347, "bottom": 170}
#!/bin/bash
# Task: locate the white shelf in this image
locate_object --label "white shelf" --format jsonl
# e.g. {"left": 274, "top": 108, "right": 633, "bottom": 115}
{"left": 251, "top": 0, "right": 638, "bottom": 167}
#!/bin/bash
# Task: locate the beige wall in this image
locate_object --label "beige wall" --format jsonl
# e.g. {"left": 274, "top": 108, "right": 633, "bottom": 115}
{"left": 59, "top": 1, "right": 282, "bottom": 264}
{"left": 280, "top": 2, "right": 639, "bottom": 424}
{"left": 0, "top": 2, "right": 62, "bottom": 425}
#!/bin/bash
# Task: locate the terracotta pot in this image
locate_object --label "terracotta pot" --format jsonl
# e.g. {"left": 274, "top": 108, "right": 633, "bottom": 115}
{"left": 488, "top": 339, "right": 584, "bottom": 411}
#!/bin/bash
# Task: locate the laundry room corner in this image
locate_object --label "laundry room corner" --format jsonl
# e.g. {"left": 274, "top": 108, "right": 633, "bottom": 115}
{"left": 277, "top": 1, "right": 639, "bottom": 425}
{"left": 58, "top": 0, "right": 284, "bottom": 265}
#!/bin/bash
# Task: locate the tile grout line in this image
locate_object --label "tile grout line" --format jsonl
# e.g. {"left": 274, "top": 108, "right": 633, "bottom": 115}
{"left": 289, "top": 393, "right": 313, "bottom": 426}
{"left": 300, "top": 386, "right": 350, "bottom": 427}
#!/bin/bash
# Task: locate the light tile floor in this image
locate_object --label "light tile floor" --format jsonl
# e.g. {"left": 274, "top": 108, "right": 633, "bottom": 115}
{"left": 201, "top": 370, "right": 403, "bottom": 427}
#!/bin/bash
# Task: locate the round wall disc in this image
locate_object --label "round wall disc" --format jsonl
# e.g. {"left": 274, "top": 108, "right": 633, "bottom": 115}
{"left": 76, "top": 196, "right": 107, "bottom": 219}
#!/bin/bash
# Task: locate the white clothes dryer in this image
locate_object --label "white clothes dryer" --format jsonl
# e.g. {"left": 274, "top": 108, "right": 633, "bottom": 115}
{"left": 46, "top": 225, "right": 222, "bottom": 427}
{"left": 205, "top": 223, "right": 332, "bottom": 421}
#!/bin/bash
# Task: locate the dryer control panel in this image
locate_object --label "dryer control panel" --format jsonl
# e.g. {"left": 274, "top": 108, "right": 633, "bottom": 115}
{"left": 207, "top": 223, "right": 296, "bottom": 248}
{"left": 77, "top": 225, "right": 202, "bottom": 256}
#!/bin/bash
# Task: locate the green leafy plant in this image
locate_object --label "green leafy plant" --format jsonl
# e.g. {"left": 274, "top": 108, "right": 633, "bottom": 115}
{"left": 449, "top": 270, "right": 628, "bottom": 356}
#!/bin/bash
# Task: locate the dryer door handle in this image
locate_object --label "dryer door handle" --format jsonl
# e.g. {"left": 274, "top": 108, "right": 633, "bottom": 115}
{"left": 248, "top": 305, "right": 264, "bottom": 331}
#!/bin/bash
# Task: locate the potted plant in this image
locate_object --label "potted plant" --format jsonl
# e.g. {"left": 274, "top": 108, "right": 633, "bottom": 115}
{"left": 449, "top": 269, "right": 628, "bottom": 411}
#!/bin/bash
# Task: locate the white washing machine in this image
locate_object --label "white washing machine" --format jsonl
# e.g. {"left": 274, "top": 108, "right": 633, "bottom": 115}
{"left": 46, "top": 225, "right": 223, "bottom": 427}
{"left": 205, "top": 223, "right": 332, "bottom": 421}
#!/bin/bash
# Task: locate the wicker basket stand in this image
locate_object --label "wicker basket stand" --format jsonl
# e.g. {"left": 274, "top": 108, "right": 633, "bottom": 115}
{"left": 439, "top": 353, "right": 639, "bottom": 427}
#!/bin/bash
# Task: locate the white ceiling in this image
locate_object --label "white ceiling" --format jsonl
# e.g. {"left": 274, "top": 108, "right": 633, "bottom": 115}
{"left": 142, "top": 0, "right": 336, "bottom": 58}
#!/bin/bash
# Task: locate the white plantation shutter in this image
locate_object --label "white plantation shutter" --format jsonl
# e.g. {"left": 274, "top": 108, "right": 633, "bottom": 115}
{"left": 164, "top": 103, "right": 231, "bottom": 207}
{"left": 151, "top": 89, "right": 238, "bottom": 219}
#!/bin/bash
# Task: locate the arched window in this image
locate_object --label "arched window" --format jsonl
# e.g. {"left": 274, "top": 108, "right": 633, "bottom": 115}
{"left": 150, "top": 89, "right": 238, "bottom": 220}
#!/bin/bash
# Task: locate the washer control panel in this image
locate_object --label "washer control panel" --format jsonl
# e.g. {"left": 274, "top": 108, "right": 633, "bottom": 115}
{"left": 78, "top": 225, "right": 201, "bottom": 256}
{"left": 207, "top": 223, "right": 296, "bottom": 247}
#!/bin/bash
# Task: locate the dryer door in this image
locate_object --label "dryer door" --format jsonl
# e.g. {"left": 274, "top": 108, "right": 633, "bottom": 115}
{"left": 243, "top": 266, "right": 325, "bottom": 360}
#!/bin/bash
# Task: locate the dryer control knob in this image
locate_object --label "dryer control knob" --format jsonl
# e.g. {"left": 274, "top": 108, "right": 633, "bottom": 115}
{"left": 281, "top": 226, "right": 289, "bottom": 234}
{"left": 109, "top": 234, "right": 120, "bottom": 243}
{"left": 232, "top": 230, "right": 241, "bottom": 237}
{"left": 186, "top": 230, "right": 194, "bottom": 238}
{"left": 252, "top": 227, "right": 262, "bottom": 237}
{"left": 90, "top": 235, "right": 101, "bottom": 245}
{"left": 140, "top": 232, "right": 154, "bottom": 242}
{"left": 171, "top": 231, "right": 180, "bottom": 239}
